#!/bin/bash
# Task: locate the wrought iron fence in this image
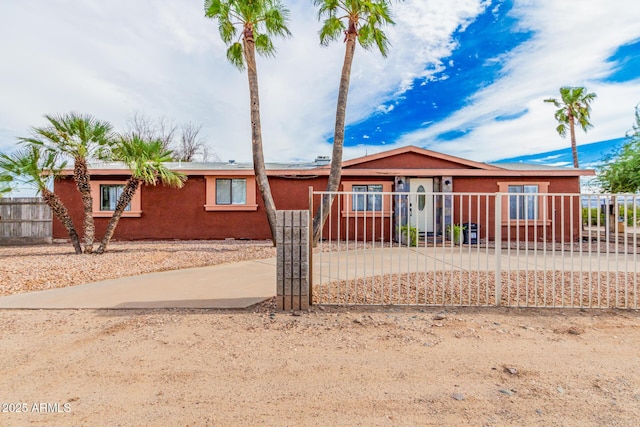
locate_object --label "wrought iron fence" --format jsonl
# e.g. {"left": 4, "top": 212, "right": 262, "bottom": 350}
{"left": 311, "top": 191, "right": 638, "bottom": 309}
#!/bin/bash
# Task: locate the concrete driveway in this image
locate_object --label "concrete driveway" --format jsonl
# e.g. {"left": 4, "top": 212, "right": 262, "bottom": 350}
{"left": 0, "top": 258, "right": 277, "bottom": 309}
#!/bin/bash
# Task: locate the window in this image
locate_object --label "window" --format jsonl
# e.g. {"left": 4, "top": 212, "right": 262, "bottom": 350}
{"left": 204, "top": 176, "right": 258, "bottom": 211}
{"left": 91, "top": 181, "right": 142, "bottom": 217}
{"left": 215, "top": 178, "right": 247, "bottom": 205}
{"left": 508, "top": 185, "right": 538, "bottom": 220}
{"left": 352, "top": 184, "right": 383, "bottom": 211}
{"left": 341, "top": 181, "right": 393, "bottom": 217}
{"left": 100, "top": 185, "right": 131, "bottom": 211}
{"left": 417, "top": 184, "right": 426, "bottom": 211}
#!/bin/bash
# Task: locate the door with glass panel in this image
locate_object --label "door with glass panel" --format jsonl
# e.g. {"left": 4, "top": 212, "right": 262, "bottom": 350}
{"left": 409, "top": 178, "right": 434, "bottom": 234}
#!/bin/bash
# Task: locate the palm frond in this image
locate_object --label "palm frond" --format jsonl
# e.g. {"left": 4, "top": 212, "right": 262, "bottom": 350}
{"left": 227, "top": 42, "right": 245, "bottom": 69}
{"left": 204, "top": 0, "right": 291, "bottom": 70}
{"left": 0, "top": 144, "right": 65, "bottom": 194}
{"left": 112, "top": 135, "right": 186, "bottom": 188}
{"left": 319, "top": 16, "right": 345, "bottom": 46}
{"left": 254, "top": 33, "right": 276, "bottom": 57}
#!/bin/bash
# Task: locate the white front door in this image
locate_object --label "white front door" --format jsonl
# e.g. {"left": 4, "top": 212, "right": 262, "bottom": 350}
{"left": 409, "top": 178, "right": 434, "bottom": 233}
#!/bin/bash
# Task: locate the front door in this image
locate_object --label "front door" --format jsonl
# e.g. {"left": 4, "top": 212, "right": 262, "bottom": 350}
{"left": 409, "top": 178, "right": 434, "bottom": 234}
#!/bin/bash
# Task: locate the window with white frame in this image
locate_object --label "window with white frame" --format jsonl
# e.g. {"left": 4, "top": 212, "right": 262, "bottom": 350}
{"left": 352, "top": 184, "right": 383, "bottom": 211}
{"left": 215, "top": 178, "right": 247, "bottom": 205}
{"left": 100, "top": 184, "right": 131, "bottom": 211}
{"left": 508, "top": 184, "right": 538, "bottom": 220}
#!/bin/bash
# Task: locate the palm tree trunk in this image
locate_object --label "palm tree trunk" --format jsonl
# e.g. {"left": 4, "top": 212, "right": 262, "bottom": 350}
{"left": 41, "top": 188, "right": 82, "bottom": 254}
{"left": 95, "top": 177, "right": 139, "bottom": 254}
{"left": 312, "top": 21, "right": 358, "bottom": 245}
{"left": 243, "top": 28, "right": 278, "bottom": 246}
{"left": 73, "top": 157, "right": 95, "bottom": 253}
{"left": 569, "top": 116, "right": 579, "bottom": 168}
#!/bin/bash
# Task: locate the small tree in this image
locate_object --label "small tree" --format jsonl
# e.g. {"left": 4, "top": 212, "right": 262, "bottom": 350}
{"left": 127, "top": 112, "right": 214, "bottom": 162}
{"left": 598, "top": 104, "right": 640, "bottom": 192}
{"left": 21, "top": 113, "right": 114, "bottom": 253}
{"left": 544, "top": 86, "right": 597, "bottom": 168}
{"left": 174, "top": 122, "right": 210, "bottom": 162}
{"left": 0, "top": 145, "right": 83, "bottom": 253}
{"left": 127, "top": 111, "right": 177, "bottom": 152}
{"left": 95, "top": 135, "right": 186, "bottom": 254}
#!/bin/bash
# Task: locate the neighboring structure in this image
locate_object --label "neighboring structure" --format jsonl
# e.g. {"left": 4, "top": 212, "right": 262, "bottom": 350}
{"left": 52, "top": 146, "right": 594, "bottom": 242}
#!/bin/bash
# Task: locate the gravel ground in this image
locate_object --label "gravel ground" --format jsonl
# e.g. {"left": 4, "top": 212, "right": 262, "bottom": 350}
{"left": 2, "top": 241, "right": 640, "bottom": 425}
{"left": 315, "top": 271, "right": 639, "bottom": 308}
{"left": 1, "top": 306, "right": 639, "bottom": 426}
{"left": 0, "top": 240, "right": 276, "bottom": 296}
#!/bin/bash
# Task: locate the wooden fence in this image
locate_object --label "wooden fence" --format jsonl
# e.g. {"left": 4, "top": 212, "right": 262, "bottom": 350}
{"left": 0, "top": 198, "right": 52, "bottom": 245}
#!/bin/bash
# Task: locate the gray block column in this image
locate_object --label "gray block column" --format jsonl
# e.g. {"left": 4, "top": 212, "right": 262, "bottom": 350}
{"left": 276, "top": 210, "right": 310, "bottom": 311}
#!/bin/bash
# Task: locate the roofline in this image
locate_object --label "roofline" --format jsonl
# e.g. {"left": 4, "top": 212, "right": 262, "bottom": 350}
{"left": 268, "top": 168, "right": 594, "bottom": 177}
{"left": 340, "top": 145, "right": 505, "bottom": 171}
{"left": 65, "top": 167, "right": 595, "bottom": 178}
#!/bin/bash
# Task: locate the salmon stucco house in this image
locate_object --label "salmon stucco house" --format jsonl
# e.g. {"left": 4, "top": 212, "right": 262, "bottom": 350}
{"left": 52, "top": 146, "right": 594, "bottom": 243}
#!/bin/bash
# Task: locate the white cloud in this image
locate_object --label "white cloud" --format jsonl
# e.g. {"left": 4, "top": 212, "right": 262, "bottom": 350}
{"left": 2, "top": 0, "right": 636, "bottom": 168}
{"left": 0, "top": 0, "right": 487, "bottom": 163}
{"left": 393, "top": 0, "right": 640, "bottom": 161}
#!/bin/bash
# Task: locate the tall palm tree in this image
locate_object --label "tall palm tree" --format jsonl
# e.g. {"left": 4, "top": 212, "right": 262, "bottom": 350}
{"left": 0, "top": 145, "right": 83, "bottom": 254}
{"left": 312, "top": 0, "right": 395, "bottom": 243}
{"left": 95, "top": 136, "right": 186, "bottom": 254}
{"left": 204, "top": 0, "right": 291, "bottom": 245}
{"left": 20, "top": 113, "right": 114, "bottom": 253}
{"left": 544, "top": 86, "right": 597, "bottom": 168}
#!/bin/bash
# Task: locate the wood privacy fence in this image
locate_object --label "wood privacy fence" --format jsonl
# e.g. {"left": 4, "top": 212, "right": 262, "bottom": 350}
{"left": 0, "top": 198, "right": 52, "bottom": 245}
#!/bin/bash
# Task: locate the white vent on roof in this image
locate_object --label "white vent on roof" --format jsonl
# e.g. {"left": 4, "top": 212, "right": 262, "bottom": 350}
{"left": 315, "top": 156, "right": 330, "bottom": 165}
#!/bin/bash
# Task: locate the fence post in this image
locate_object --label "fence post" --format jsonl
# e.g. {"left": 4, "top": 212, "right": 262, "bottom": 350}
{"left": 308, "top": 187, "right": 314, "bottom": 307}
{"left": 494, "top": 193, "right": 502, "bottom": 306}
{"left": 276, "top": 210, "right": 310, "bottom": 311}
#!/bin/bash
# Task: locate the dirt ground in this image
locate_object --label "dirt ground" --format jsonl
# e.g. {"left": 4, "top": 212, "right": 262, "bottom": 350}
{"left": 1, "top": 304, "right": 639, "bottom": 426}
{"left": 1, "top": 242, "right": 639, "bottom": 425}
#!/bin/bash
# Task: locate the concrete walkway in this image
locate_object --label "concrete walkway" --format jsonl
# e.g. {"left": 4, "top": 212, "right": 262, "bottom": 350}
{"left": 0, "top": 258, "right": 277, "bottom": 310}
{"left": 313, "top": 246, "right": 640, "bottom": 284}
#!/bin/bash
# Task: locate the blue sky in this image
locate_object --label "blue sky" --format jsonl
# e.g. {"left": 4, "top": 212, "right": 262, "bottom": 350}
{"left": 0, "top": 0, "right": 639, "bottom": 168}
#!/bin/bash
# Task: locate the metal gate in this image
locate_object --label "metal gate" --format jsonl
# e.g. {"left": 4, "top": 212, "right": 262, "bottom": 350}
{"left": 311, "top": 190, "right": 639, "bottom": 309}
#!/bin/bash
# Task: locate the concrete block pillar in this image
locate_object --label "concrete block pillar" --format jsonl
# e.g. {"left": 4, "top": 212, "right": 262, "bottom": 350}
{"left": 276, "top": 210, "right": 310, "bottom": 311}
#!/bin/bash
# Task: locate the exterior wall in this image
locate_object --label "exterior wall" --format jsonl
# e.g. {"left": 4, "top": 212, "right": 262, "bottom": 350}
{"left": 53, "top": 175, "right": 329, "bottom": 241}
{"left": 451, "top": 176, "right": 582, "bottom": 242}
{"left": 52, "top": 172, "right": 583, "bottom": 243}
{"left": 345, "top": 152, "right": 472, "bottom": 170}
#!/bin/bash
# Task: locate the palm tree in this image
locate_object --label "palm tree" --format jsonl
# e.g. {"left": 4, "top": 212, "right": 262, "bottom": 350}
{"left": 20, "top": 113, "right": 114, "bottom": 253}
{"left": 544, "top": 86, "right": 597, "bottom": 168}
{"left": 312, "top": 0, "right": 395, "bottom": 243}
{"left": 204, "top": 0, "right": 291, "bottom": 245}
{"left": 0, "top": 145, "right": 83, "bottom": 254}
{"left": 95, "top": 135, "right": 186, "bottom": 254}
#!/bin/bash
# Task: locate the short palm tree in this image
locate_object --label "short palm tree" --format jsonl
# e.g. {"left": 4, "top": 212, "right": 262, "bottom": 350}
{"left": 0, "top": 145, "right": 83, "bottom": 254}
{"left": 95, "top": 135, "right": 186, "bottom": 254}
{"left": 20, "top": 113, "right": 114, "bottom": 253}
{"left": 544, "top": 86, "right": 597, "bottom": 168}
{"left": 204, "top": 0, "right": 291, "bottom": 245}
{"left": 312, "top": 0, "right": 395, "bottom": 243}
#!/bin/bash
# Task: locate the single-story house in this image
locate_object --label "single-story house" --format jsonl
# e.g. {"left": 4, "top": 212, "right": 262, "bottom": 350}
{"left": 52, "top": 146, "right": 594, "bottom": 242}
